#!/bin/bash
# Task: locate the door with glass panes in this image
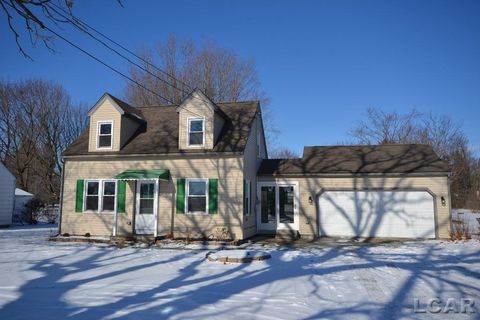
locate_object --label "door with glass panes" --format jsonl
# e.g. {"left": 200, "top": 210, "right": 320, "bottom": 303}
{"left": 257, "top": 182, "right": 298, "bottom": 231}
{"left": 135, "top": 180, "right": 158, "bottom": 234}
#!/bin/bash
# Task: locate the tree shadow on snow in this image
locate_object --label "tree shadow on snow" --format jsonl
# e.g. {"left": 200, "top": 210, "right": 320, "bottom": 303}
{"left": 1, "top": 237, "right": 480, "bottom": 320}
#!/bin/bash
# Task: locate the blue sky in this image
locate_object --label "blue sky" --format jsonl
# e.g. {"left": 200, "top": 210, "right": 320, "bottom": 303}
{"left": 1, "top": 0, "right": 479, "bottom": 155}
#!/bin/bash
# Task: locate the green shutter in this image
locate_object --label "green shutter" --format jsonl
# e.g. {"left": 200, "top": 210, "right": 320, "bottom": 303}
{"left": 117, "top": 180, "right": 126, "bottom": 213}
{"left": 75, "top": 180, "right": 84, "bottom": 212}
{"left": 208, "top": 179, "right": 218, "bottom": 214}
{"left": 176, "top": 179, "right": 185, "bottom": 214}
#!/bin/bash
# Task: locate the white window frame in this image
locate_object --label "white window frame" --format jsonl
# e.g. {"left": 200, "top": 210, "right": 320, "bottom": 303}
{"left": 83, "top": 179, "right": 117, "bottom": 213}
{"left": 101, "top": 180, "right": 117, "bottom": 212}
{"left": 187, "top": 117, "right": 205, "bottom": 147}
{"left": 244, "top": 179, "right": 251, "bottom": 215}
{"left": 96, "top": 121, "right": 114, "bottom": 150}
{"left": 185, "top": 178, "right": 209, "bottom": 214}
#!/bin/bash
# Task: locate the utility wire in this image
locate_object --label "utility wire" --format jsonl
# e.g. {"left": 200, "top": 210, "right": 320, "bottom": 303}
{"left": 45, "top": 26, "right": 174, "bottom": 104}
{"left": 46, "top": 3, "right": 190, "bottom": 98}
{"left": 48, "top": 2, "right": 193, "bottom": 93}
{"left": 47, "top": 2, "right": 222, "bottom": 111}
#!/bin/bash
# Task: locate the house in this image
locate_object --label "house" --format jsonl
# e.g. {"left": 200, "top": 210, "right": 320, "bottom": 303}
{"left": 0, "top": 163, "right": 16, "bottom": 227}
{"left": 60, "top": 89, "right": 451, "bottom": 240}
{"left": 14, "top": 188, "right": 34, "bottom": 216}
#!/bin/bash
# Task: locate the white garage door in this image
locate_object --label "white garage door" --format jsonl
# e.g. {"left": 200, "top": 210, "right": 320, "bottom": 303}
{"left": 318, "top": 190, "right": 436, "bottom": 238}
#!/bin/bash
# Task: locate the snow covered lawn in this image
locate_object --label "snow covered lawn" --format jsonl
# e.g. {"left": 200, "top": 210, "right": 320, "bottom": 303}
{"left": 0, "top": 227, "right": 479, "bottom": 319}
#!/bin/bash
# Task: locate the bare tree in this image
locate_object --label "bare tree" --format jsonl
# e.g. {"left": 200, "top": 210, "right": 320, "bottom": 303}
{"left": 124, "top": 35, "right": 275, "bottom": 145}
{"left": 349, "top": 107, "right": 479, "bottom": 209}
{"left": 270, "top": 147, "right": 300, "bottom": 159}
{"left": 349, "top": 107, "right": 422, "bottom": 144}
{"left": 0, "top": 0, "right": 122, "bottom": 59}
{"left": 0, "top": 79, "right": 87, "bottom": 203}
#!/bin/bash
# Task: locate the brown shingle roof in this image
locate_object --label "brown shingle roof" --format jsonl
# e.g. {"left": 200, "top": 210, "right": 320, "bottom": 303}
{"left": 258, "top": 144, "right": 450, "bottom": 175}
{"left": 108, "top": 94, "right": 145, "bottom": 121}
{"left": 63, "top": 101, "right": 259, "bottom": 156}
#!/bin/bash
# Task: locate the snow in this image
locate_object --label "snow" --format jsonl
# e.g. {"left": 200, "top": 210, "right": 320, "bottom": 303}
{"left": 0, "top": 227, "right": 479, "bottom": 319}
{"left": 207, "top": 250, "right": 271, "bottom": 262}
{"left": 453, "top": 209, "right": 480, "bottom": 236}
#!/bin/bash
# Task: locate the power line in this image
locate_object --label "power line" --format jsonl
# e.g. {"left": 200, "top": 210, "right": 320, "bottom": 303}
{"left": 2, "top": 0, "right": 173, "bottom": 104}
{"left": 48, "top": 2, "right": 193, "bottom": 94}
{"left": 44, "top": 26, "right": 174, "bottom": 105}
{"left": 47, "top": 2, "right": 222, "bottom": 111}
{"left": 46, "top": 3, "right": 190, "bottom": 98}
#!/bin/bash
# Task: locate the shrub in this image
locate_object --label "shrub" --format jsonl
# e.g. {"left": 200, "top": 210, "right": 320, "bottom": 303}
{"left": 62, "top": 232, "right": 70, "bottom": 237}
{"left": 450, "top": 219, "right": 471, "bottom": 240}
{"left": 84, "top": 232, "right": 91, "bottom": 238}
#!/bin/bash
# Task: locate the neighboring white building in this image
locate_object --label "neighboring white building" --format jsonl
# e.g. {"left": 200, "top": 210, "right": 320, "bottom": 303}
{"left": 0, "top": 163, "right": 15, "bottom": 227}
{"left": 14, "top": 188, "right": 34, "bottom": 217}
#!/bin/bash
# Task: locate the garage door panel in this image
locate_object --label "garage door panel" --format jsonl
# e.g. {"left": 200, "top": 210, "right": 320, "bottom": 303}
{"left": 319, "top": 190, "right": 436, "bottom": 238}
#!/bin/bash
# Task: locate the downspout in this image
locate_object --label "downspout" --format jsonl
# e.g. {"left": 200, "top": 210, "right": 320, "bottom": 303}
{"left": 113, "top": 181, "right": 118, "bottom": 237}
{"left": 57, "top": 159, "right": 66, "bottom": 236}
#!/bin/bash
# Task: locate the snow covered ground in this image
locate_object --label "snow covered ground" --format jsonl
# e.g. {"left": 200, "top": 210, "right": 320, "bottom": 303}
{"left": 0, "top": 227, "right": 479, "bottom": 319}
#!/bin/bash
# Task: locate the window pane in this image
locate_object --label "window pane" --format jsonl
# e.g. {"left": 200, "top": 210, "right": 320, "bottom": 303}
{"left": 188, "top": 197, "right": 206, "bottom": 212}
{"left": 103, "top": 196, "right": 115, "bottom": 211}
{"left": 189, "top": 181, "right": 206, "bottom": 196}
{"left": 86, "top": 195, "right": 99, "bottom": 210}
{"left": 100, "top": 123, "right": 112, "bottom": 134}
{"left": 189, "top": 132, "right": 203, "bottom": 145}
{"left": 189, "top": 120, "right": 203, "bottom": 132}
{"left": 99, "top": 135, "right": 111, "bottom": 147}
{"left": 103, "top": 182, "right": 116, "bottom": 195}
{"left": 140, "top": 183, "right": 154, "bottom": 198}
{"left": 139, "top": 199, "right": 154, "bottom": 214}
{"left": 261, "top": 186, "right": 276, "bottom": 223}
{"left": 87, "top": 182, "right": 99, "bottom": 195}
{"left": 279, "top": 186, "right": 294, "bottom": 223}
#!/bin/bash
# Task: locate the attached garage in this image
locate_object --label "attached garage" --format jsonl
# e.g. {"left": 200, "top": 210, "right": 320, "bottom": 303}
{"left": 258, "top": 144, "right": 451, "bottom": 239}
{"left": 318, "top": 190, "right": 436, "bottom": 238}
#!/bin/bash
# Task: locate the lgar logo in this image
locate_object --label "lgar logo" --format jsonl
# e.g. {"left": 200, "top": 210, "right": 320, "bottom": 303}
{"left": 413, "top": 298, "right": 476, "bottom": 314}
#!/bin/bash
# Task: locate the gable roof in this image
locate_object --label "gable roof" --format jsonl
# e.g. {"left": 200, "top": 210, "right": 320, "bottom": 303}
{"left": 87, "top": 93, "right": 145, "bottom": 122}
{"left": 64, "top": 101, "right": 259, "bottom": 157}
{"left": 258, "top": 144, "right": 450, "bottom": 175}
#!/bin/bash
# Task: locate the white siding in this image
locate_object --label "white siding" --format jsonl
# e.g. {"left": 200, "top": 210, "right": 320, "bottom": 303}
{"left": 0, "top": 164, "right": 15, "bottom": 226}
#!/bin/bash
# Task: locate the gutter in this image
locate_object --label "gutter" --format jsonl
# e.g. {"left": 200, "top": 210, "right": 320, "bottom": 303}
{"left": 257, "top": 172, "right": 451, "bottom": 178}
{"left": 62, "top": 151, "right": 244, "bottom": 161}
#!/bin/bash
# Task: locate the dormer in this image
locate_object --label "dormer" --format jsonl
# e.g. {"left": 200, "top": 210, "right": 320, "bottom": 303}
{"left": 176, "top": 89, "right": 225, "bottom": 150}
{"left": 87, "top": 93, "right": 144, "bottom": 152}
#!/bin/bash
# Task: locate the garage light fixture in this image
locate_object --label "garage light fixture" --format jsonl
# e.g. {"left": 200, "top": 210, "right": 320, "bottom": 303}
{"left": 441, "top": 196, "right": 446, "bottom": 206}
{"left": 308, "top": 196, "right": 313, "bottom": 205}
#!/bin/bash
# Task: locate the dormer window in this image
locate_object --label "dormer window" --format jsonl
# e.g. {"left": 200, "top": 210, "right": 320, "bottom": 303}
{"left": 97, "top": 121, "right": 113, "bottom": 149}
{"left": 188, "top": 118, "right": 204, "bottom": 147}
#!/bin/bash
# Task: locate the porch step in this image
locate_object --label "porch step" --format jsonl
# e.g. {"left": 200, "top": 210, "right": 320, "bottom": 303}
{"left": 275, "top": 230, "right": 299, "bottom": 241}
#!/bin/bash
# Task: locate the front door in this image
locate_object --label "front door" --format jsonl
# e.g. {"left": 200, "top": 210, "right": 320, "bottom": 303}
{"left": 257, "top": 182, "right": 298, "bottom": 231}
{"left": 135, "top": 180, "right": 158, "bottom": 235}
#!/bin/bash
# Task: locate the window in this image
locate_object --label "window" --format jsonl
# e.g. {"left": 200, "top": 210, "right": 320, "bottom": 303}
{"left": 84, "top": 180, "right": 116, "bottom": 212}
{"left": 139, "top": 182, "right": 155, "bottom": 214}
{"left": 187, "top": 179, "right": 208, "bottom": 213}
{"left": 85, "top": 181, "right": 100, "bottom": 211}
{"left": 188, "top": 118, "right": 204, "bottom": 146}
{"left": 97, "top": 122, "right": 113, "bottom": 149}
{"left": 244, "top": 180, "right": 251, "bottom": 215}
{"left": 102, "top": 181, "right": 116, "bottom": 211}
